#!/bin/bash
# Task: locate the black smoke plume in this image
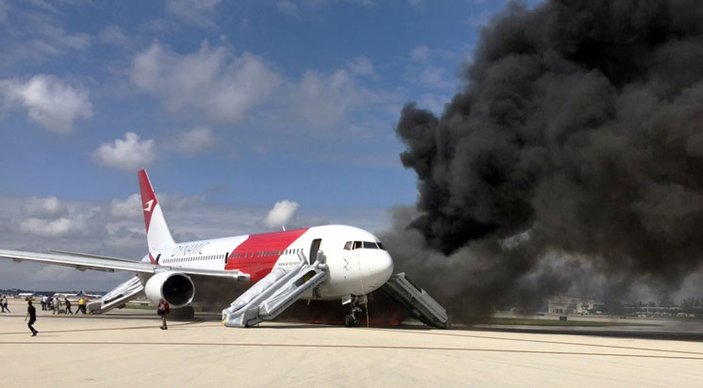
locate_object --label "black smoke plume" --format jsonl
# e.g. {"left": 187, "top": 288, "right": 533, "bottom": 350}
{"left": 387, "top": 0, "right": 703, "bottom": 320}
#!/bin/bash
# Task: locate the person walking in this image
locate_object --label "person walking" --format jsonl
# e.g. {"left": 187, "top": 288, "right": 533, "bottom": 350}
{"left": 52, "top": 296, "right": 60, "bottom": 315}
{"left": 157, "top": 299, "right": 170, "bottom": 330}
{"left": 24, "top": 299, "right": 38, "bottom": 336}
{"left": 41, "top": 295, "right": 48, "bottom": 311}
{"left": 0, "top": 295, "right": 8, "bottom": 313}
{"left": 75, "top": 297, "right": 87, "bottom": 314}
{"left": 64, "top": 297, "right": 73, "bottom": 314}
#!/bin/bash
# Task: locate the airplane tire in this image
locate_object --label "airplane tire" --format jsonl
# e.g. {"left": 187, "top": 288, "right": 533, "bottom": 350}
{"left": 344, "top": 314, "right": 360, "bottom": 327}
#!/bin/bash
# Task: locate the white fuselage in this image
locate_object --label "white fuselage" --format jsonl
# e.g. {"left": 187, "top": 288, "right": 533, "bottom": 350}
{"left": 142, "top": 225, "right": 394, "bottom": 300}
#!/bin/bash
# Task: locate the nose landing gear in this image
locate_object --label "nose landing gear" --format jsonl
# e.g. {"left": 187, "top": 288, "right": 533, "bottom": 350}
{"left": 343, "top": 295, "right": 368, "bottom": 327}
{"left": 344, "top": 306, "right": 363, "bottom": 327}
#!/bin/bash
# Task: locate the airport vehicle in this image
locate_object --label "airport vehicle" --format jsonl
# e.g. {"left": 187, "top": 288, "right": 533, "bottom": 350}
{"left": 0, "top": 170, "right": 449, "bottom": 328}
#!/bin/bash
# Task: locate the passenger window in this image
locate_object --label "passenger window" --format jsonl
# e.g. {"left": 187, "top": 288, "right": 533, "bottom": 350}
{"left": 344, "top": 241, "right": 352, "bottom": 250}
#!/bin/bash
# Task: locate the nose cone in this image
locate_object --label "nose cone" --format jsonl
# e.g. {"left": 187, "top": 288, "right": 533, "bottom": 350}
{"left": 363, "top": 251, "right": 394, "bottom": 291}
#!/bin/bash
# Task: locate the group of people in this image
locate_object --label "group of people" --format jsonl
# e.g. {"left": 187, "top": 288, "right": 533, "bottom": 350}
{"left": 22, "top": 297, "right": 170, "bottom": 337}
{"left": 23, "top": 296, "right": 88, "bottom": 337}
{"left": 39, "top": 295, "right": 87, "bottom": 315}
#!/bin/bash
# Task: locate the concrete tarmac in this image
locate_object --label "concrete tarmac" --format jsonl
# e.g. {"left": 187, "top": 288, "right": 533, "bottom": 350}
{"left": 1, "top": 299, "right": 703, "bottom": 387}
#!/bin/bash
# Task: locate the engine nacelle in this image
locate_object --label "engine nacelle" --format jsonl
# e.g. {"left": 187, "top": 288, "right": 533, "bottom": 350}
{"left": 144, "top": 271, "right": 195, "bottom": 308}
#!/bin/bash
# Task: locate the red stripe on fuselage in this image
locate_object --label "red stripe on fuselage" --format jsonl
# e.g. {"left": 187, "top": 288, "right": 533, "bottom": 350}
{"left": 226, "top": 228, "right": 309, "bottom": 282}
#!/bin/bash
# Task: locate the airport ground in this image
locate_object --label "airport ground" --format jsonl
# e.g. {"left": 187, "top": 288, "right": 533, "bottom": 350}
{"left": 1, "top": 298, "right": 703, "bottom": 387}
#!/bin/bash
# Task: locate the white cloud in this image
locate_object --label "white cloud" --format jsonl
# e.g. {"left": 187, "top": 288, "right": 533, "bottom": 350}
{"left": 173, "top": 126, "right": 215, "bottom": 155}
{"left": 18, "top": 217, "right": 87, "bottom": 237}
{"left": 409, "top": 45, "right": 456, "bottom": 64}
{"left": 0, "top": 74, "right": 93, "bottom": 133}
{"left": 0, "top": 5, "right": 92, "bottom": 67}
{"left": 23, "top": 196, "right": 65, "bottom": 217}
{"left": 468, "top": 9, "right": 494, "bottom": 28}
{"left": 94, "top": 132, "right": 155, "bottom": 171}
{"left": 287, "top": 69, "right": 379, "bottom": 128}
{"left": 406, "top": 46, "right": 459, "bottom": 91}
{"left": 130, "top": 42, "right": 281, "bottom": 123}
{"left": 98, "top": 25, "right": 129, "bottom": 46}
{"left": 347, "top": 57, "right": 375, "bottom": 76}
{"left": 410, "top": 45, "right": 430, "bottom": 62}
{"left": 110, "top": 194, "right": 142, "bottom": 219}
{"left": 158, "top": 193, "right": 206, "bottom": 210}
{"left": 264, "top": 200, "right": 299, "bottom": 228}
{"left": 276, "top": 1, "right": 301, "bottom": 19}
{"left": 417, "top": 66, "right": 454, "bottom": 89}
{"left": 165, "top": 0, "right": 221, "bottom": 28}
{"left": 36, "top": 22, "right": 90, "bottom": 51}
{"left": 416, "top": 93, "right": 450, "bottom": 115}
{"left": 27, "top": 0, "right": 59, "bottom": 14}
{"left": 21, "top": 13, "right": 91, "bottom": 58}
{"left": 13, "top": 196, "right": 93, "bottom": 238}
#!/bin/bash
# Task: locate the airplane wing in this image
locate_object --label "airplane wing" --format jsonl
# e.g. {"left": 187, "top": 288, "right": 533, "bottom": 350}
{"left": 0, "top": 248, "right": 250, "bottom": 281}
{"left": 49, "top": 249, "right": 142, "bottom": 263}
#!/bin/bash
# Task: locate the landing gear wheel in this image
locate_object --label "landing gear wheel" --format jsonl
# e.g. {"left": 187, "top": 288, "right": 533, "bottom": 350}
{"left": 344, "top": 314, "right": 361, "bottom": 327}
{"left": 344, "top": 305, "right": 363, "bottom": 327}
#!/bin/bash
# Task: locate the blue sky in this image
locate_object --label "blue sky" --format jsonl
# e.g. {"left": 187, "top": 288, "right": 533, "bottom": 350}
{"left": 0, "top": 0, "right": 530, "bottom": 290}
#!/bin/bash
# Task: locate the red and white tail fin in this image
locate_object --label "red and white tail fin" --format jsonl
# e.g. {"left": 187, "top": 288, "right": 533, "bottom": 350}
{"left": 138, "top": 169, "right": 175, "bottom": 254}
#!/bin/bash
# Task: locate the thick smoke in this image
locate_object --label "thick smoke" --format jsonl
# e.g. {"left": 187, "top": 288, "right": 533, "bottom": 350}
{"left": 387, "top": 0, "right": 703, "bottom": 320}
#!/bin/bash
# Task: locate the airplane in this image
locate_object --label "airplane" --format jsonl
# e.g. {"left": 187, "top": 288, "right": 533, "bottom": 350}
{"left": 76, "top": 290, "right": 103, "bottom": 299}
{"left": 0, "top": 169, "right": 440, "bottom": 328}
{"left": 52, "top": 292, "right": 77, "bottom": 298}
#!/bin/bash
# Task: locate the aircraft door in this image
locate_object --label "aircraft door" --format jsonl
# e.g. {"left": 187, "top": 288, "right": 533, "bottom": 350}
{"left": 309, "top": 239, "right": 321, "bottom": 264}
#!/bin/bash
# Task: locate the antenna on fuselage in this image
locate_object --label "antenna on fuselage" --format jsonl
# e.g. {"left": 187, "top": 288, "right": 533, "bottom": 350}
{"left": 281, "top": 226, "right": 286, "bottom": 231}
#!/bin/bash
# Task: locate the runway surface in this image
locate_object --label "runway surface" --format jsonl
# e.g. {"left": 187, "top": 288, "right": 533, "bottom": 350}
{"left": 1, "top": 299, "right": 703, "bottom": 387}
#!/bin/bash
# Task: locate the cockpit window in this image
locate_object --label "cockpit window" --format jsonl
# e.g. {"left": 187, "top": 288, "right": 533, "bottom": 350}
{"left": 363, "top": 241, "right": 378, "bottom": 249}
{"left": 345, "top": 240, "right": 388, "bottom": 250}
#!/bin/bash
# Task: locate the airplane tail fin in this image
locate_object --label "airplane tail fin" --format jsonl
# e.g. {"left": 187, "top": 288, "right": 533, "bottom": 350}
{"left": 138, "top": 169, "right": 175, "bottom": 254}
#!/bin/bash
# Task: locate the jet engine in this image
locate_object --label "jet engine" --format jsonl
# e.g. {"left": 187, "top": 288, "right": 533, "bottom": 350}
{"left": 144, "top": 271, "right": 195, "bottom": 308}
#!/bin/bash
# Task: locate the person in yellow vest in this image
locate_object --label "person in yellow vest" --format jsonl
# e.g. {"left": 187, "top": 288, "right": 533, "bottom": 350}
{"left": 75, "top": 297, "right": 87, "bottom": 314}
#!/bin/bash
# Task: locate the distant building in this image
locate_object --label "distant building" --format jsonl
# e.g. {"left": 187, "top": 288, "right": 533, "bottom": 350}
{"left": 547, "top": 296, "right": 603, "bottom": 315}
